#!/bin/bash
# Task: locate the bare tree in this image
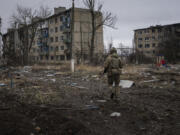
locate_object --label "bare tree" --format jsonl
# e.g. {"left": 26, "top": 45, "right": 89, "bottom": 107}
{"left": 38, "top": 5, "right": 52, "bottom": 19}
{"left": 8, "top": 5, "right": 52, "bottom": 65}
{"left": 83, "top": 0, "right": 117, "bottom": 62}
{"left": 157, "top": 35, "right": 180, "bottom": 63}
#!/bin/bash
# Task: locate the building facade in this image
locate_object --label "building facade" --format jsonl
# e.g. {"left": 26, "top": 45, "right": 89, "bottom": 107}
{"left": 3, "top": 7, "right": 104, "bottom": 64}
{"left": 134, "top": 23, "right": 180, "bottom": 57}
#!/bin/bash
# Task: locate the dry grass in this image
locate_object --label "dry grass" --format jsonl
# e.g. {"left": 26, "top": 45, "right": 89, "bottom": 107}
{"left": 75, "top": 64, "right": 103, "bottom": 73}
{"left": 122, "top": 64, "right": 150, "bottom": 74}
{"left": 31, "top": 62, "right": 71, "bottom": 71}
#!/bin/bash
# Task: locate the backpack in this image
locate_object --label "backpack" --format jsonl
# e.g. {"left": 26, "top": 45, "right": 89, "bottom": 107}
{"left": 110, "top": 57, "right": 120, "bottom": 75}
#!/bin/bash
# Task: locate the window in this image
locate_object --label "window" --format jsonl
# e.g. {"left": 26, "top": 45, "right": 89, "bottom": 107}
{"left": 46, "top": 56, "right": 49, "bottom": 60}
{"left": 144, "top": 29, "right": 149, "bottom": 33}
{"left": 51, "top": 56, "right": 54, "bottom": 60}
{"left": 55, "top": 18, "right": 58, "bottom": 23}
{"left": 152, "top": 29, "right": 155, "bottom": 33}
{"left": 145, "top": 37, "right": 150, "bottom": 41}
{"left": 40, "top": 56, "right": 43, "bottom": 60}
{"left": 158, "top": 36, "right": 163, "bottom": 40}
{"left": 152, "top": 43, "right": 156, "bottom": 47}
{"left": 61, "top": 36, "right": 64, "bottom": 41}
{"left": 145, "top": 44, "right": 150, "bottom": 48}
{"left": 61, "top": 46, "right": 64, "bottom": 50}
{"left": 55, "top": 46, "right": 59, "bottom": 51}
{"left": 152, "top": 36, "right": 156, "bottom": 40}
{"left": 56, "top": 56, "right": 59, "bottom": 60}
{"left": 152, "top": 50, "right": 155, "bottom": 54}
{"left": 33, "top": 48, "right": 36, "bottom": 53}
{"left": 60, "top": 16, "right": 64, "bottom": 21}
{"left": 37, "top": 57, "right": 39, "bottom": 61}
{"left": 158, "top": 28, "right": 162, "bottom": 33}
{"left": 60, "top": 55, "right": 65, "bottom": 60}
{"left": 50, "top": 46, "right": 53, "bottom": 51}
{"left": 50, "top": 28, "right": 54, "bottom": 33}
{"left": 55, "top": 37, "right": 58, "bottom": 42}
{"left": 138, "top": 44, "right": 143, "bottom": 48}
{"left": 138, "top": 31, "right": 142, "bottom": 34}
{"left": 50, "top": 37, "right": 54, "bottom": 42}
{"left": 60, "top": 25, "right": 64, "bottom": 31}
{"left": 50, "top": 19, "right": 53, "bottom": 24}
{"left": 138, "top": 38, "right": 143, "bottom": 41}
{"left": 55, "top": 27, "right": 58, "bottom": 33}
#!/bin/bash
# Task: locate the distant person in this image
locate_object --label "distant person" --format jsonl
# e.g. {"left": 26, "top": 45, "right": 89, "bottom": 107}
{"left": 103, "top": 48, "right": 123, "bottom": 100}
{"left": 161, "top": 59, "right": 167, "bottom": 67}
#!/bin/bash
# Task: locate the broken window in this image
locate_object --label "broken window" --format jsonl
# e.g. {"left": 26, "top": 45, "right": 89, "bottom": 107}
{"left": 61, "top": 46, "right": 64, "bottom": 50}
{"left": 152, "top": 36, "right": 156, "bottom": 40}
{"left": 50, "top": 28, "right": 54, "bottom": 33}
{"left": 46, "top": 55, "right": 49, "bottom": 60}
{"left": 152, "top": 29, "right": 155, "bottom": 33}
{"left": 60, "top": 16, "right": 64, "bottom": 21}
{"left": 144, "top": 29, "right": 149, "bottom": 33}
{"left": 55, "top": 46, "right": 59, "bottom": 51}
{"left": 138, "top": 44, "right": 143, "bottom": 48}
{"left": 40, "top": 56, "right": 43, "bottom": 60}
{"left": 145, "top": 37, "right": 150, "bottom": 41}
{"left": 55, "top": 27, "right": 58, "bottom": 33}
{"left": 50, "top": 46, "right": 53, "bottom": 51}
{"left": 145, "top": 44, "right": 150, "bottom": 48}
{"left": 61, "top": 36, "right": 64, "bottom": 41}
{"left": 55, "top": 18, "right": 58, "bottom": 23}
{"left": 158, "top": 28, "right": 162, "bottom": 33}
{"left": 50, "top": 37, "right": 54, "bottom": 42}
{"left": 56, "top": 56, "right": 59, "bottom": 60}
{"left": 60, "top": 55, "right": 65, "bottom": 60}
{"left": 33, "top": 48, "right": 36, "bottom": 53}
{"left": 49, "top": 19, "right": 53, "bottom": 24}
{"left": 60, "top": 25, "right": 64, "bottom": 31}
{"left": 138, "top": 31, "right": 142, "bottom": 34}
{"left": 55, "top": 37, "right": 58, "bottom": 42}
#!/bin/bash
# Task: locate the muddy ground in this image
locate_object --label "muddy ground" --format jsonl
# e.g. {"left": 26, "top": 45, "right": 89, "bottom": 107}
{"left": 0, "top": 65, "right": 180, "bottom": 135}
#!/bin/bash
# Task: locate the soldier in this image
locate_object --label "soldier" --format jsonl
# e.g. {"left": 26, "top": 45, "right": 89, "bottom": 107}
{"left": 103, "top": 47, "right": 122, "bottom": 99}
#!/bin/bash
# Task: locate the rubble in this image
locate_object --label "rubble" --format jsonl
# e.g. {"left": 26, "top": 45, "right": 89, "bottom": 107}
{"left": 119, "top": 80, "right": 134, "bottom": 88}
{"left": 110, "top": 112, "right": 121, "bottom": 117}
{"left": 0, "top": 64, "right": 179, "bottom": 135}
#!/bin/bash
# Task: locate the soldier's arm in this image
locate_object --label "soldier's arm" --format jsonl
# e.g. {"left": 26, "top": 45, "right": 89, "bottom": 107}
{"left": 119, "top": 59, "right": 123, "bottom": 69}
{"left": 104, "top": 57, "right": 110, "bottom": 73}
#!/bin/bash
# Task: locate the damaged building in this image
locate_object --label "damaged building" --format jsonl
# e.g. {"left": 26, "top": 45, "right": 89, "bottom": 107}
{"left": 3, "top": 7, "right": 104, "bottom": 64}
{"left": 134, "top": 23, "right": 180, "bottom": 58}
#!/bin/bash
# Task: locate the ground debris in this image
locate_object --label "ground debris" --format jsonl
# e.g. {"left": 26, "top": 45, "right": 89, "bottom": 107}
{"left": 0, "top": 64, "right": 179, "bottom": 135}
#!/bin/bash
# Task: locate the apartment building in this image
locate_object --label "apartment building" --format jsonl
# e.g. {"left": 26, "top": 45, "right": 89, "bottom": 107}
{"left": 3, "top": 7, "right": 104, "bottom": 64}
{"left": 134, "top": 23, "right": 180, "bottom": 57}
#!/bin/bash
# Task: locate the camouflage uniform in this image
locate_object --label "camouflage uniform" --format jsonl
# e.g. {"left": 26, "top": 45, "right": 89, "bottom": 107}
{"left": 104, "top": 48, "right": 122, "bottom": 99}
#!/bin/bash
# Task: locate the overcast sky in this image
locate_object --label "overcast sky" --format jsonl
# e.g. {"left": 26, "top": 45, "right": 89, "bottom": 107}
{"left": 0, "top": 0, "right": 180, "bottom": 47}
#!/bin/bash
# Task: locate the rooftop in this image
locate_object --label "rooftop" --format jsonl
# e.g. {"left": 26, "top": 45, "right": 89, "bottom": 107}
{"left": 134, "top": 23, "right": 180, "bottom": 31}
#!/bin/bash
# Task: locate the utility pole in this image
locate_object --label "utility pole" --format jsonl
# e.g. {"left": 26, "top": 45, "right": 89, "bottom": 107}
{"left": 70, "top": 0, "right": 75, "bottom": 72}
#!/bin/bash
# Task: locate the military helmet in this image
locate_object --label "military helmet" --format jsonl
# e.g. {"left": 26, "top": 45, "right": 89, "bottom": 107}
{"left": 110, "top": 47, "right": 117, "bottom": 54}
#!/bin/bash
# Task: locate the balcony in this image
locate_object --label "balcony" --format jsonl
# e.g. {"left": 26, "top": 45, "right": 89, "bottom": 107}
{"left": 63, "top": 27, "right": 71, "bottom": 33}
{"left": 63, "top": 38, "right": 71, "bottom": 44}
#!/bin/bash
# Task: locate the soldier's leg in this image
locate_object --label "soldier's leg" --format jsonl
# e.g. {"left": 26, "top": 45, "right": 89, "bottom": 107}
{"left": 108, "top": 76, "right": 114, "bottom": 99}
{"left": 114, "top": 74, "right": 120, "bottom": 99}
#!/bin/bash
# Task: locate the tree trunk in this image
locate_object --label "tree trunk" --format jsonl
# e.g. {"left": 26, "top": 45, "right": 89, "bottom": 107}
{"left": 90, "top": 11, "right": 95, "bottom": 63}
